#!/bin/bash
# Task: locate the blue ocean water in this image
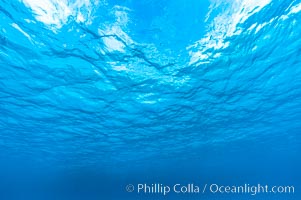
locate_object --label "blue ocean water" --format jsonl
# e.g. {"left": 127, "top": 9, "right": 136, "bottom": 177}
{"left": 0, "top": 0, "right": 301, "bottom": 199}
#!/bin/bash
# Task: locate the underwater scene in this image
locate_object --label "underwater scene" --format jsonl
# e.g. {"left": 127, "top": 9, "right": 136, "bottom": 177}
{"left": 0, "top": 0, "right": 301, "bottom": 199}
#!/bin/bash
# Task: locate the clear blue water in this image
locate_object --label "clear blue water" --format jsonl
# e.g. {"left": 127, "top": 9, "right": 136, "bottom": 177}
{"left": 0, "top": 0, "right": 301, "bottom": 199}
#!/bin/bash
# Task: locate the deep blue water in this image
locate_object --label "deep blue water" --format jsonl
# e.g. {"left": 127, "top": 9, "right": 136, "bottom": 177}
{"left": 0, "top": 0, "right": 301, "bottom": 199}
